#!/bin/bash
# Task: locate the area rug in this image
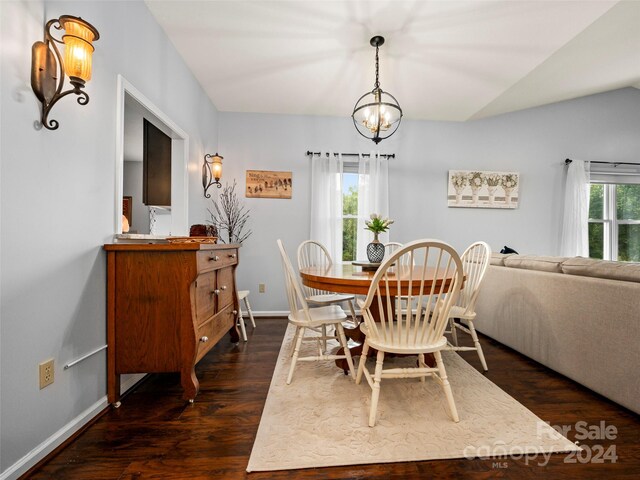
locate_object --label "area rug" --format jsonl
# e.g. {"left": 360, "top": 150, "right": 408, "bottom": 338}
{"left": 247, "top": 324, "right": 580, "bottom": 472}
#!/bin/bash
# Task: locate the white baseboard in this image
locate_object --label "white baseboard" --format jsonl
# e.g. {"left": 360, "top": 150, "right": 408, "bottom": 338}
{"left": 252, "top": 311, "right": 289, "bottom": 317}
{"left": 0, "top": 375, "right": 144, "bottom": 480}
{"left": 251, "top": 310, "right": 362, "bottom": 318}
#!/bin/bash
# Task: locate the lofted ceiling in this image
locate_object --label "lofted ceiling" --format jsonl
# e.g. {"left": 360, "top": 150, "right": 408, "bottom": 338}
{"left": 145, "top": 0, "right": 640, "bottom": 122}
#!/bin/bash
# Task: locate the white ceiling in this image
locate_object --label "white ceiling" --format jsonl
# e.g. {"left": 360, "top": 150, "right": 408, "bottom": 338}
{"left": 145, "top": 0, "right": 640, "bottom": 122}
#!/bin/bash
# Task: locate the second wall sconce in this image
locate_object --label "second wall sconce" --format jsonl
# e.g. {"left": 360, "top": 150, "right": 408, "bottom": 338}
{"left": 31, "top": 15, "right": 100, "bottom": 130}
{"left": 203, "top": 153, "right": 223, "bottom": 198}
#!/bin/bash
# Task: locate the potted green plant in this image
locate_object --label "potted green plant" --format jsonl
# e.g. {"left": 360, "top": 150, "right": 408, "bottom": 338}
{"left": 365, "top": 213, "right": 394, "bottom": 263}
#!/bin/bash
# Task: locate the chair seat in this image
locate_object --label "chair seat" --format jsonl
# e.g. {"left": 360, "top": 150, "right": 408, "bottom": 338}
{"left": 288, "top": 305, "right": 347, "bottom": 326}
{"left": 448, "top": 305, "right": 476, "bottom": 321}
{"left": 307, "top": 293, "right": 355, "bottom": 304}
{"left": 238, "top": 289, "right": 250, "bottom": 300}
{"left": 360, "top": 322, "right": 448, "bottom": 354}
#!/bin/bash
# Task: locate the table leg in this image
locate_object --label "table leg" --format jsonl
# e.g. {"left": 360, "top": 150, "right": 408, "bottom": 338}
{"left": 334, "top": 295, "right": 384, "bottom": 371}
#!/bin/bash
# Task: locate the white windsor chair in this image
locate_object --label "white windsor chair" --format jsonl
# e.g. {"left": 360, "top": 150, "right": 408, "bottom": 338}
{"left": 356, "top": 239, "right": 465, "bottom": 426}
{"left": 278, "top": 239, "right": 356, "bottom": 384}
{"left": 445, "top": 241, "right": 492, "bottom": 371}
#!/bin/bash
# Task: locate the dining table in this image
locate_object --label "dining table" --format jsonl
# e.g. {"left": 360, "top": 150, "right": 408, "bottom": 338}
{"left": 299, "top": 262, "right": 463, "bottom": 371}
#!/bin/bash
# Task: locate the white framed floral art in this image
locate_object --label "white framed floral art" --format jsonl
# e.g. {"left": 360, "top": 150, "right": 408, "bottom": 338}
{"left": 448, "top": 170, "right": 519, "bottom": 209}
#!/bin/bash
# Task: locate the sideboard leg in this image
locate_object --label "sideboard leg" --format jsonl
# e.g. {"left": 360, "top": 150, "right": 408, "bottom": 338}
{"left": 107, "top": 373, "right": 120, "bottom": 406}
{"left": 181, "top": 367, "right": 199, "bottom": 402}
{"left": 228, "top": 323, "right": 240, "bottom": 344}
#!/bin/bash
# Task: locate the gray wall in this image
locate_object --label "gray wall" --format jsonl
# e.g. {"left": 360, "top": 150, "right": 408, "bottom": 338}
{"left": 219, "top": 87, "right": 640, "bottom": 312}
{"left": 0, "top": 0, "right": 219, "bottom": 474}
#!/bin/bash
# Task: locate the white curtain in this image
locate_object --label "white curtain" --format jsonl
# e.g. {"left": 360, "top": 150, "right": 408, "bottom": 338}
{"left": 356, "top": 151, "right": 390, "bottom": 261}
{"left": 310, "top": 152, "right": 343, "bottom": 263}
{"left": 560, "top": 159, "right": 591, "bottom": 257}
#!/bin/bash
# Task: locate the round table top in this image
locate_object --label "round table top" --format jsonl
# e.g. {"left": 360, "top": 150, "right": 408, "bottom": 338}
{"left": 299, "top": 263, "right": 460, "bottom": 296}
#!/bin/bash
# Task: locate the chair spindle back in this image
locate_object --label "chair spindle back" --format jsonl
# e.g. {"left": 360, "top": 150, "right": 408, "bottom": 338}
{"left": 456, "top": 241, "right": 491, "bottom": 316}
{"left": 297, "top": 240, "right": 334, "bottom": 297}
{"left": 278, "top": 239, "right": 311, "bottom": 322}
{"left": 362, "top": 239, "right": 464, "bottom": 348}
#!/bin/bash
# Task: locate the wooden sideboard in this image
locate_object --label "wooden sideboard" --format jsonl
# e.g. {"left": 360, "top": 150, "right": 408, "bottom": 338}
{"left": 103, "top": 243, "right": 240, "bottom": 404}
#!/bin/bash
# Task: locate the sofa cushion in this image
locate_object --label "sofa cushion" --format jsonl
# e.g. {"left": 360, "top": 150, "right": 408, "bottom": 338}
{"left": 503, "top": 255, "right": 568, "bottom": 273}
{"left": 490, "top": 253, "right": 515, "bottom": 266}
{"left": 561, "top": 257, "right": 640, "bottom": 283}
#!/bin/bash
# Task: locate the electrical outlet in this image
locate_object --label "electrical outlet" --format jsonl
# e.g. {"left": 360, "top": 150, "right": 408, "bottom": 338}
{"left": 259, "top": 283, "right": 266, "bottom": 293}
{"left": 39, "top": 359, "right": 54, "bottom": 389}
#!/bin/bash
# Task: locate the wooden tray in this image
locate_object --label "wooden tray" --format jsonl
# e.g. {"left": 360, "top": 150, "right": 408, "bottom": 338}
{"left": 352, "top": 260, "right": 382, "bottom": 271}
{"left": 167, "top": 236, "right": 218, "bottom": 244}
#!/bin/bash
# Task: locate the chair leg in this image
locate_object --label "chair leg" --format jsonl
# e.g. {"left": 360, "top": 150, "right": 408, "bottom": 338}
{"left": 434, "top": 350, "right": 459, "bottom": 422}
{"left": 467, "top": 320, "right": 488, "bottom": 371}
{"left": 336, "top": 323, "right": 355, "bottom": 379}
{"left": 321, "top": 325, "right": 328, "bottom": 352}
{"left": 244, "top": 296, "right": 256, "bottom": 328}
{"left": 237, "top": 309, "right": 248, "bottom": 342}
{"left": 290, "top": 326, "right": 300, "bottom": 357}
{"left": 369, "top": 350, "right": 385, "bottom": 427}
{"left": 418, "top": 353, "right": 426, "bottom": 382}
{"left": 347, "top": 299, "right": 358, "bottom": 325}
{"left": 450, "top": 317, "right": 459, "bottom": 346}
{"left": 287, "top": 326, "right": 305, "bottom": 385}
{"left": 356, "top": 342, "right": 369, "bottom": 385}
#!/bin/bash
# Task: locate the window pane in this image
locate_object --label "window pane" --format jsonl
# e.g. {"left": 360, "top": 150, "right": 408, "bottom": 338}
{"left": 616, "top": 184, "right": 640, "bottom": 220}
{"left": 589, "top": 184, "right": 604, "bottom": 220}
{"left": 343, "top": 173, "right": 358, "bottom": 215}
{"left": 588, "top": 222, "right": 603, "bottom": 259}
{"left": 342, "top": 217, "right": 357, "bottom": 262}
{"left": 618, "top": 224, "right": 640, "bottom": 262}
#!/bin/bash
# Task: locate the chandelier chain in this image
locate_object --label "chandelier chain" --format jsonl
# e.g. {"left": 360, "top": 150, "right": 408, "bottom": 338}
{"left": 374, "top": 44, "right": 380, "bottom": 89}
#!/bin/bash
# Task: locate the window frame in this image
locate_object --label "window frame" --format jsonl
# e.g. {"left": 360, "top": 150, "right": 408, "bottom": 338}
{"left": 341, "top": 162, "right": 359, "bottom": 263}
{"left": 589, "top": 182, "right": 640, "bottom": 261}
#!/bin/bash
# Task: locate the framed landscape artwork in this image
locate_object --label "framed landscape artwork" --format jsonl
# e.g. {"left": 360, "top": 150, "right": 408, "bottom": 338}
{"left": 246, "top": 170, "right": 292, "bottom": 199}
{"left": 448, "top": 170, "right": 519, "bottom": 209}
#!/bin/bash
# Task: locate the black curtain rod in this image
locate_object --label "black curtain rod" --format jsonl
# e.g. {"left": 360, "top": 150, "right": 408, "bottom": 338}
{"left": 565, "top": 158, "right": 640, "bottom": 166}
{"left": 306, "top": 151, "right": 395, "bottom": 159}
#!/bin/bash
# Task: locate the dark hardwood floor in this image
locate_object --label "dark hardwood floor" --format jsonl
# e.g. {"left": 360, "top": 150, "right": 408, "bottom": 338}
{"left": 27, "top": 318, "right": 639, "bottom": 479}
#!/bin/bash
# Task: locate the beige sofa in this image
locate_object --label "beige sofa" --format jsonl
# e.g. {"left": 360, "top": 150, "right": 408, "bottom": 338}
{"left": 474, "top": 254, "right": 640, "bottom": 414}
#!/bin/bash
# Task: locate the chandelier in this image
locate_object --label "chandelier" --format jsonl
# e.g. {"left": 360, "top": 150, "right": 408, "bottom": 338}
{"left": 352, "top": 36, "right": 402, "bottom": 144}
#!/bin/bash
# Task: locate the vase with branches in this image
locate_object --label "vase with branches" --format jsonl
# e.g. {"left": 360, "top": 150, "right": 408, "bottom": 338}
{"left": 208, "top": 181, "right": 252, "bottom": 244}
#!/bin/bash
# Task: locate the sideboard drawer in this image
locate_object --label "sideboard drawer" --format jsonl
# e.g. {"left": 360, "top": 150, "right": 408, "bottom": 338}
{"left": 194, "top": 272, "right": 216, "bottom": 323}
{"left": 196, "top": 306, "right": 236, "bottom": 361}
{"left": 216, "top": 266, "right": 234, "bottom": 311}
{"left": 197, "top": 249, "right": 238, "bottom": 273}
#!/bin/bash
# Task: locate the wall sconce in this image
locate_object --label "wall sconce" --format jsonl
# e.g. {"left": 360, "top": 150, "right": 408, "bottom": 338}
{"left": 203, "top": 153, "right": 223, "bottom": 198}
{"left": 31, "top": 15, "right": 100, "bottom": 130}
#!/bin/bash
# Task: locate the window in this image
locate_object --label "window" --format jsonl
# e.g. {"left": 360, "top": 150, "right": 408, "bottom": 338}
{"left": 589, "top": 183, "right": 640, "bottom": 261}
{"left": 342, "top": 165, "right": 358, "bottom": 262}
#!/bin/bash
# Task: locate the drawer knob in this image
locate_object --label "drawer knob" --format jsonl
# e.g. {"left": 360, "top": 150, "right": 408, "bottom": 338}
{"left": 200, "top": 336, "right": 209, "bottom": 343}
{"left": 220, "top": 285, "right": 227, "bottom": 291}
{"left": 233, "top": 310, "right": 238, "bottom": 315}
{"left": 229, "top": 253, "right": 237, "bottom": 259}
{"left": 209, "top": 255, "right": 220, "bottom": 261}
{"left": 212, "top": 289, "right": 220, "bottom": 295}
